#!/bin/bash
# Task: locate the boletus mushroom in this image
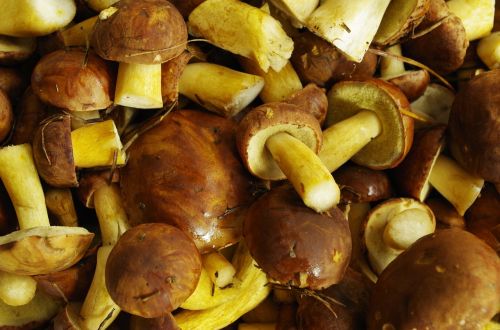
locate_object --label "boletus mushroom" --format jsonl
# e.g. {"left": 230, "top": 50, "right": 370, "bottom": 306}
{"left": 105, "top": 223, "right": 202, "bottom": 318}
{"left": 237, "top": 102, "right": 339, "bottom": 212}
{"left": 364, "top": 198, "right": 436, "bottom": 274}
{"left": 92, "top": 0, "right": 187, "bottom": 109}
{"left": 244, "top": 184, "right": 351, "bottom": 289}
{"left": 319, "top": 78, "right": 414, "bottom": 172}
{"left": 367, "top": 228, "right": 500, "bottom": 329}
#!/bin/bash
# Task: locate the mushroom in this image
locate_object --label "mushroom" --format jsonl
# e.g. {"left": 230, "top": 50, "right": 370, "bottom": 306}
{"left": 45, "top": 188, "right": 79, "bottom": 227}
{"left": 32, "top": 115, "right": 126, "bottom": 187}
{"left": 448, "top": 69, "right": 500, "bottom": 185}
{"left": 105, "top": 223, "right": 202, "bottom": 318}
{"left": 92, "top": 0, "right": 187, "bottom": 109}
{"left": 410, "top": 83, "right": 455, "bottom": 127}
{"left": 161, "top": 50, "right": 192, "bottom": 106}
{"left": 285, "top": 83, "right": 328, "bottom": 126}
{"left": 391, "top": 125, "right": 484, "bottom": 215}
{"left": 11, "top": 87, "right": 49, "bottom": 145}
{"left": 120, "top": 109, "right": 258, "bottom": 252}
{"left": 477, "top": 31, "right": 500, "bottom": 69}
{"left": 236, "top": 102, "right": 340, "bottom": 212}
{"left": 0, "top": 88, "right": 13, "bottom": 143}
{"left": 426, "top": 197, "right": 465, "bottom": 230}
{"left": 0, "top": 36, "right": 36, "bottom": 65}
{"left": 319, "top": 78, "right": 414, "bottom": 172}
{"left": 242, "top": 297, "right": 279, "bottom": 324}
{"left": 364, "top": 198, "right": 436, "bottom": 274}
{"left": 367, "top": 229, "right": 500, "bottom": 329}
{"left": 243, "top": 184, "right": 351, "bottom": 289}
{"left": 31, "top": 49, "right": 115, "bottom": 112}
{"left": 129, "top": 313, "right": 180, "bottom": 330}
{"left": 0, "top": 67, "right": 27, "bottom": 101}
{"left": 267, "top": 0, "right": 319, "bottom": 28}
{"left": 447, "top": 0, "right": 496, "bottom": 41}
{"left": 0, "top": 144, "right": 93, "bottom": 275}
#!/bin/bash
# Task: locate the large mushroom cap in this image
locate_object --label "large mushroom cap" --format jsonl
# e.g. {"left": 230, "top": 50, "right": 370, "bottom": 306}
{"left": 105, "top": 223, "right": 202, "bottom": 318}
{"left": 367, "top": 228, "right": 500, "bottom": 329}
{"left": 120, "top": 110, "right": 257, "bottom": 252}
{"left": 243, "top": 184, "right": 351, "bottom": 290}
{"left": 326, "top": 78, "right": 413, "bottom": 170}
{"left": 0, "top": 226, "right": 93, "bottom": 275}
{"left": 236, "top": 103, "right": 322, "bottom": 180}
{"left": 448, "top": 69, "right": 500, "bottom": 183}
{"left": 92, "top": 0, "right": 187, "bottom": 64}
{"left": 31, "top": 49, "right": 114, "bottom": 112}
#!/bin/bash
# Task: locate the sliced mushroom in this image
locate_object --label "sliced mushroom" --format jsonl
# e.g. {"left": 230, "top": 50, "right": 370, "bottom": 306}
{"left": 237, "top": 102, "right": 339, "bottom": 212}
{"left": 319, "top": 78, "right": 414, "bottom": 172}
{"left": 364, "top": 198, "right": 436, "bottom": 274}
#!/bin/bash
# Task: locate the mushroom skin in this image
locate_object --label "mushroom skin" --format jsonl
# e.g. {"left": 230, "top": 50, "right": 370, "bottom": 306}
{"left": 105, "top": 223, "right": 202, "bottom": 318}
{"left": 367, "top": 228, "right": 500, "bottom": 329}
{"left": 0, "top": 89, "right": 13, "bottom": 143}
{"left": 243, "top": 185, "right": 351, "bottom": 290}
{"left": 448, "top": 69, "right": 500, "bottom": 184}
{"left": 120, "top": 110, "right": 257, "bottom": 252}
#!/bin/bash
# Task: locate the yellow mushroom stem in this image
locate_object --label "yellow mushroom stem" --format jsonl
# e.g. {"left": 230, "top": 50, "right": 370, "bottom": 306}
{"left": 0, "top": 271, "right": 37, "bottom": 306}
{"left": 428, "top": 155, "right": 484, "bottom": 216}
{"left": 58, "top": 16, "right": 97, "bottom": 47}
{"left": 202, "top": 252, "right": 236, "bottom": 289}
{"left": 265, "top": 132, "right": 340, "bottom": 212}
{"left": 114, "top": 63, "right": 163, "bottom": 109}
{"left": 71, "top": 120, "right": 126, "bottom": 169}
{"left": 382, "top": 208, "right": 435, "bottom": 250}
{"left": 79, "top": 183, "right": 129, "bottom": 329}
{"left": 45, "top": 188, "right": 78, "bottom": 227}
{"left": 319, "top": 110, "right": 382, "bottom": 173}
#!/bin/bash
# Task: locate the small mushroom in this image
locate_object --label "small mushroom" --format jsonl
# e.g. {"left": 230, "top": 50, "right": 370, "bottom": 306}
{"left": 31, "top": 49, "right": 115, "bottom": 112}
{"left": 0, "top": 144, "right": 93, "bottom": 275}
{"left": 367, "top": 229, "right": 500, "bottom": 329}
{"left": 105, "top": 223, "right": 202, "bottom": 318}
{"left": 92, "top": 0, "right": 187, "bottom": 109}
{"left": 243, "top": 184, "right": 351, "bottom": 289}
{"left": 448, "top": 69, "right": 500, "bottom": 184}
{"left": 319, "top": 78, "right": 414, "bottom": 172}
{"left": 237, "top": 102, "right": 340, "bottom": 212}
{"left": 364, "top": 198, "right": 436, "bottom": 274}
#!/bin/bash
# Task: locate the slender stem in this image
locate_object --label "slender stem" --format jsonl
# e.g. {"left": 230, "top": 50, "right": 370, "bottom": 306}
{"left": 114, "top": 63, "right": 163, "bottom": 109}
{"left": 93, "top": 183, "right": 129, "bottom": 246}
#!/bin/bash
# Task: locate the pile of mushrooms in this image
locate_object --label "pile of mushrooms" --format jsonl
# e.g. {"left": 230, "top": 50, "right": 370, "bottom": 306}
{"left": 0, "top": 0, "right": 497, "bottom": 329}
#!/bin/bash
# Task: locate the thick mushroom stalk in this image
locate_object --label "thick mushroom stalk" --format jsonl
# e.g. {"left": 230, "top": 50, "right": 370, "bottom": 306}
{"left": 0, "top": 144, "right": 93, "bottom": 275}
{"left": 319, "top": 78, "right": 414, "bottom": 172}
{"left": 237, "top": 103, "right": 340, "bottom": 212}
{"left": 78, "top": 180, "right": 129, "bottom": 330}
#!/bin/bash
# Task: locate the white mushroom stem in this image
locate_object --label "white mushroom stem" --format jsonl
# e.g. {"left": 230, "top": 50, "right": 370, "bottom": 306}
{"left": 446, "top": 0, "right": 495, "bottom": 41}
{"left": 306, "top": 0, "right": 391, "bottom": 62}
{"left": 428, "top": 155, "right": 484, "bottom": 216}
{"left": 319, "top": 110, "right": 382, "bottom": 173}
{"left": 265, "top": 132, "right": 340, "bottom": 212}
{"left": 0, "top": 144, "right": 49, "bottom": 229}
{"left": 379, "top": 44, "right": 405, "bottom": 78}
{"left": 114, "top": 63, "right": 163, "bottom": 109}
{"left": 0, "top": 271, "right": 37, "bottom": 306}
{"left": 79, "top": 183, "right": 129, "bottom": 329}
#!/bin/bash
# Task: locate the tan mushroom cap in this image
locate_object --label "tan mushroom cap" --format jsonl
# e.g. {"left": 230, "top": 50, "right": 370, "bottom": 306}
{"left": 32, "top": 115, "right": 77, "bottom": 188}
{"left": 236, "top": 103, "right": 322, "bottom": 180}
{"left": 391, "top": 125, "right": 446, "bottom": 201}
{"left": 367, "top": 228, "right": 500, "bottom": 329}
{"left": 0, "top": 226, "right": 93, "bottom": 275}
{"left": 92, "top": 0, "right": 187, "bottom": 64}
{"left": 326, "top": 78, "right": 413, "bottom": 170}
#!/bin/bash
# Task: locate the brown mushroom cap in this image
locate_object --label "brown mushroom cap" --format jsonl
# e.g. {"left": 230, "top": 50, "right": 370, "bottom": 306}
{"left": 105, "top": 223, "right": 202, "bottom": 318}
{"left": 448, "top": 69, "right": 500, "bottom": 183}
{"left": 77, "top": 169, "right": 120, "bottom": 208}
{"left": 92, "top": 0, "right": 187, "bottom": 64}
{"left": 391, "top": 125, "right": 446, "bottom": 201}
{"left": 0, "top": 226, "right": 93, "bottom": 275}
{"left": 243, "top": 185, "right": 352, "bottom": 290}
{"left": 333, "top": 164, "right": 393, "bottom": 203}
{"left": 31, "top": 49, "right": 114, "bottom": 112}
{"left": 285, "top": 83, "right": 328, "bottom": 126}
{"left": 0, "top": 89, "right": 13, "bottom": 143}
{"left": 120, "top": 110, "right": 256, "bottom": 252}
{"left": 367, "top": 228, "right": 500, "bottom": 329}
{"left": 426, "top": 197, "right": 465, "bottom": 230}
{"left": 387, "top": 69, "right": 430, "bottom": 102}
{"left": 236, "top": 103, "right": 322, "bottom": 180}
{"left": 11, "top": 87, "right": 49, "bottom": 145}
{"left": 326, "top": 78, "right": 414, "bottom": 170}
{"left": 32, "top": 115, "right": 77, "bottom": 188}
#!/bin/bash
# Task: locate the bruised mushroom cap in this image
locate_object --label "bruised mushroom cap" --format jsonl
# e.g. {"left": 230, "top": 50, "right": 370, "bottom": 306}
{"left": 32, "top": 115, "right": 77, "bottom": 188}
{"left": 105, "top": 223, "right": 202, "bottom": 318}
{"left": 448, "top": 69, "right": 500, "bottom": 183}
{"left": 391, "top": 125, "right": 446, "bottom": 201}
{"left": 0, "top": 226, "right": 94, "bottom": 275}
{"left": 31, "top": 49, "right": 114, "bottom": 112}
{"left": 236, "top": 103, "right": 322, "bottom": 180}
{"left": 367, "top": 228, "right": 500, "bottom": 330}
{"left": 92, "top": 0, "right": 187, "bottom": 64}
{"left": 243, "top": 184, "right": 352, "bottom": 290}
{"left": 333, "top": 164, "right": 393, "bottom": 203}
{"left": 120, "top": 110, "right": 256, "bottom": 252}
{"left": 326, "top": 78, "right": 414, "bottom": 170}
